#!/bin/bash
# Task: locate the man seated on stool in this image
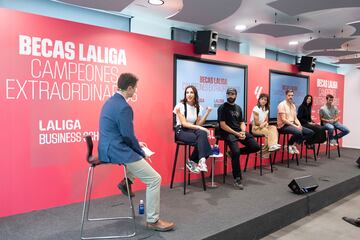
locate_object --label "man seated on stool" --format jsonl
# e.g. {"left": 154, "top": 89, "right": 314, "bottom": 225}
{"left": 98, "top": 73, "right": 174, "bottom": 231}
{"left": 319, "top": 94, "right": 350, "bottom": 146}
{"left": 218, "top": 88, "right": 260, "bottom": 190}
{"left": 277, "top": 89, "right": 314, "bottom": 154}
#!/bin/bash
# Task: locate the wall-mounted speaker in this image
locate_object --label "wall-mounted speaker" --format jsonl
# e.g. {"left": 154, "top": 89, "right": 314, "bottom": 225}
{"left": 356, "top": 156, "right": 360, "bottom": 167}
{"left": 288, "top": 175, "right": 318, "bottom": 194}
{"left": 298, "top": 56, "right": 316, "bottom": 72}
{"left": 194, "top": 30, "right": 218, "bottom": 55}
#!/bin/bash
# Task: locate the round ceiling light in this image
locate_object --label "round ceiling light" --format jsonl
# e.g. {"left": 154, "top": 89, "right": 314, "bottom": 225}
{"left": 289, "top": 41, "right": 299, "bottom": 45}
{"left": 148, "top": 0, "right": 164, "bottom": 5}
{"left": 235, "top": 25, "right": 247, "bottom": 31}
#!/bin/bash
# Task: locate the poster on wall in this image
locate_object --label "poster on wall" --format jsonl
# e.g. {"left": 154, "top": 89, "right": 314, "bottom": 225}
{"left": 312, "top": 78, "right": 340, "bottom": 122}
{"left": 269, "top": 71, "right": 308, "bottom": 120}
{"left": 175, "top": 55, "right": 246, "bottom": 122}
{"left": 0, "top": 8, "right": 175, "bottom": 217}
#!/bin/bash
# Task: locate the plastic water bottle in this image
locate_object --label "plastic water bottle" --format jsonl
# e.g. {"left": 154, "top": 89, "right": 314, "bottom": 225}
{"left": 139, "top": 200, "right": 144, "bottom": 215}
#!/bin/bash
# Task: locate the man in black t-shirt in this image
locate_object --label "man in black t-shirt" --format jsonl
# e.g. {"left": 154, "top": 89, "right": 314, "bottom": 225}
{"left": 218, "top": 88, "right": 260, "bottom": 189}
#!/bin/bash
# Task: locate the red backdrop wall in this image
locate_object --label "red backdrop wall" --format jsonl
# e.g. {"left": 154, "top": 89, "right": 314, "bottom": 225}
{"left": 0, "top": 8, "right": 344, "bottom": 217}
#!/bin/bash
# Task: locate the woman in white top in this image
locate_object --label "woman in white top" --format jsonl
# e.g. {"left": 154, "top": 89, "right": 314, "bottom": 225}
{"left": 173, "top": 85, "right": 212, "bottom": 173}
{"left": 250, "top": 93, "right": 281, "bottom": 152}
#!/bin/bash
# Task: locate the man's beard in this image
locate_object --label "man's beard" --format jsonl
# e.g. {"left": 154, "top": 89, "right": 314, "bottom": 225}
{"left": 227, "top": 97, "right": 236, "bottom": 103}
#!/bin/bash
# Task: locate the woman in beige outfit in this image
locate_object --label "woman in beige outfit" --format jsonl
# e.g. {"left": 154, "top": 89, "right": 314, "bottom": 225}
{"left": 250, "top": 93, "right": 281, "bottom": 152}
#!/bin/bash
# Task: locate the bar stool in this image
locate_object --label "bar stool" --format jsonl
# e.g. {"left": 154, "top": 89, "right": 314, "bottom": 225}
{"left": 300, "top": 142, "right": 317, "bottom": 162}
{"left": 278, "top": 132, "right": 299, "bottom": 167}
{"left": 170, "top": 140, "right": 207, "bottom": 195}
{"left": 80, "top": 135, "right": 136, "bottom": 240}
{"left": 324, "top": 128, "right": 341, "bottom": 158}
{"left": 317, "top": 123, "right": 341, "bottom": 158}
{"left": 244, "top": 124, "right": 274, "bottom": 176}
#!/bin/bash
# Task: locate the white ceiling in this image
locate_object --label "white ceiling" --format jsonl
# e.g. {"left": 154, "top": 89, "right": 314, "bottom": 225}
{"left": 57, "top": 0, "right": 360, "bottom": 66}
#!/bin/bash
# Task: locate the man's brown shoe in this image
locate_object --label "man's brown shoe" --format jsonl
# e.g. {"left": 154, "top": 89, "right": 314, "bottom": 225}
{"left": 117, "top": 178, "right": 135, "bottom": 197}
{"left": 147, "top": 219, "right": 175, "bottom": 232}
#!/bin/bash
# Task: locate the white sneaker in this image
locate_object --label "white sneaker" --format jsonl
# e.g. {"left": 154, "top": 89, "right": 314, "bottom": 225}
{"left": 330, "top": 139, "right": 338, "bottom": 146}
{"left": 269, "top": 145, "right": 280, "bottom": 152}
{"left": 288, "top": 145, "right": 295, "bottom": 154}
{"left": 186, "top": 160, "right": 200, "bottom": 174}
{"left": 292, "top": 145, "right": 300, "bottom": 154}
{"left": 197, "top": 159, "right": 208, "bottom": 172}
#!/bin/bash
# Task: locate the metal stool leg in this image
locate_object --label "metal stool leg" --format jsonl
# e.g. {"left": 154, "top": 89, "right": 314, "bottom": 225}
{"left": 170, "top": 144, "right": 180, "bottom": 188}
{"left": 80, "top": 165, "right": 136, "bottom": 240}
{"left": 183, "top": 145, "right": 187, "bottom": 195}
{"left": 259, "top": 137, "right": 263, "bottom": 176}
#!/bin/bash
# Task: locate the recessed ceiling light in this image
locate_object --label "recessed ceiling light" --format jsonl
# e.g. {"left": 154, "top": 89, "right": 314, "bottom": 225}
{"left": 289, "top": 41, "right": 298, "bottom": 45}
{"left": 148, "top": 0, "right": 164, "bottom": 5}
{"left": 235, "top": 25, "right": 247, "bottom": 31}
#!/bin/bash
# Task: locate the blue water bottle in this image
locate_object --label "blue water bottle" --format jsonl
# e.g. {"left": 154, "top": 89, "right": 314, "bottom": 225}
{"left": 139, "top": 200, "right": 144, "bottom": 215}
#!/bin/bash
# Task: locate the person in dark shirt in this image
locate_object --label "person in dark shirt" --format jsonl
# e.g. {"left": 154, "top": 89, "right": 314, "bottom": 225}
{"left": 297, "top": 95, "right": 326, "bottom": 148}
{"left": 218, "top": 88, "right": 260, "bottom": 189}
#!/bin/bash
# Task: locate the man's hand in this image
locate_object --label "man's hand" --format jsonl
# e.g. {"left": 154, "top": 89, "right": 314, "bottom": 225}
{"left": 295, "top": 124, "right": 302, "bottom": 130}
{"left": 238, "top": 131, "right": 246, "bottom": 140}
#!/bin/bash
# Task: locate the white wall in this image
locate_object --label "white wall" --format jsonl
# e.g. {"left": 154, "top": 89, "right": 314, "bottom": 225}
{"left": 343, "top": 67, "right": 360, "bottom": 149}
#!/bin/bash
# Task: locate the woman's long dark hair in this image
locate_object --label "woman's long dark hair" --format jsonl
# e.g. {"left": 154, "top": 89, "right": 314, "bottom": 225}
{"left": 181, "top": 85, "right": 200, "bottom": 110}
{"left": 301, "top": 94, "right": 313, "bottom": 109}
{"left": 257, "top": 93, "right": 270, "bottom": 111}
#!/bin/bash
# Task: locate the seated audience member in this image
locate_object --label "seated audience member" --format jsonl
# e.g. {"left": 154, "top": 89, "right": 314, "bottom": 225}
{"left": 173, "top": 85, "right": 212, "bottom": 173}
{"left": 98, "top": 73, "right": 174, "bottom": 231}
{"left": 319, "top": 94, "right": 350, "bottom": 146}
{"left": 277, "top": 89, "right": 314, "bottom": 154}
{"left": 218, "top": 88, "right": 260, "bottom": 190}
{"left": 250, "top": 93, "right": 281, "bottom": 152}
{"left": 297, "top": 95, "right": 326, "bottom": 148}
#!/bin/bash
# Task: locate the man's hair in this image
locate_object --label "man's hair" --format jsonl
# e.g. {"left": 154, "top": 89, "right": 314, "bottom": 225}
{"left": 326, "top": 94, "right": 334, "bottom": 100}
{"left": 117, "top": 73, "right": 138, "bottom": 90}
{"left": 285, "top": 89, "right": 294, "bottom": 95}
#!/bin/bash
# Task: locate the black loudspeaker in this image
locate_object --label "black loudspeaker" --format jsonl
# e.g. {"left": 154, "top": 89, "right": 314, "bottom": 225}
{"left": 288, "top": 175, "right": 318, "bottom": 194}
{"left": 356, "top": 156, "right": 360, "bottom": 167}
{"left": 195, "top": 30, "right": 218, "bottom": 55}
{"left": 298, "top": 56, "right": 316, "bottom": 72}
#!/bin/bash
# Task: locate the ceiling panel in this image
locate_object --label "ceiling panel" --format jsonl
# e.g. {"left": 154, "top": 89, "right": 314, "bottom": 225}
{"left": 333, "top": 58, "right": 360, "bottom": 64}
{"left": 307, "top": 50, "right": 360, "bottom": 57}
{"left": 170, "top": 0, "right": 242, "bottom": 25}
{"left": 242, "top": 23, "right": 312, "bottom": 37}
{"left": 267, "top": 0, "right": 360, "bottom": 16}
{"left": 348, "top": 21, "right": 360, "bottom": 36}
{"left": 58, "top": 0, "right": 133, "bottom": 11}
{"left": 302, "top": 38, "right": 355, "bottom": 51}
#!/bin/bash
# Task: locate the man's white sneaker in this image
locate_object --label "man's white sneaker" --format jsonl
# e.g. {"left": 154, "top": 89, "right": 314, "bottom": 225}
{"left": 330, "top": 140, "right": 338, "bottom": 146}
{"left": 292, "top": 145, "right": 300, "bottom": 154}
{"left": 288, "top": 145, "right": 295, "bottom": 154}
{"left": 197, "top": 159, "right": 208, "bottom": 172}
